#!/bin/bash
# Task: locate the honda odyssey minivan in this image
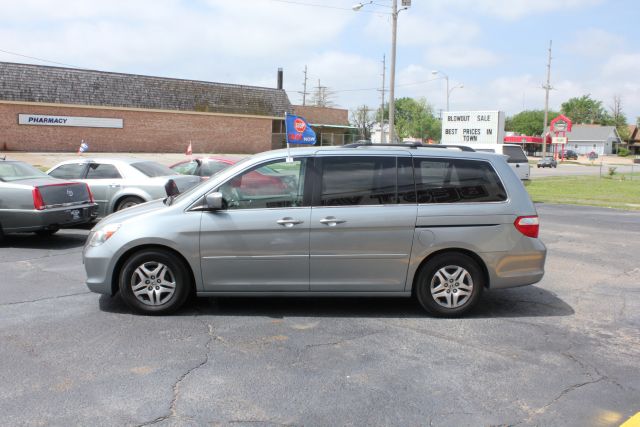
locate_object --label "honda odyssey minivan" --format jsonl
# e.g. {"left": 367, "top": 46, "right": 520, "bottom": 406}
{"left": 83, "top": 145, "right": 546, "bottom": 317}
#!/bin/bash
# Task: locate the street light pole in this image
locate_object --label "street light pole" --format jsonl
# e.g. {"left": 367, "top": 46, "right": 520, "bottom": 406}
{"left": 445, "top": 74, "right": 450, "bottom": 111}
{"left": 353, "top": 0, "right": 407, "bottom": 143}
{"left": 388, "top": 0, "right": 398, "bottom": 143}
{"left": 431, "top": 70, "right": 461, "bottom": 112}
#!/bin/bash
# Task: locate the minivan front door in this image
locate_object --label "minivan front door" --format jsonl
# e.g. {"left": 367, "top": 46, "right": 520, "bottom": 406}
{"left": 310, "top": 155, "right": 416, "bottom": 292}
{"left": 199, "top": 158, "right": 311, "bottom": 291}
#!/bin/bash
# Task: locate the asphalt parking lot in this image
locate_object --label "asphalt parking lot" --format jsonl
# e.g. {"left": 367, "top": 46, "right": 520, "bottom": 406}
{"left": 1, "top": 204, "right": 639, "bottom": 426}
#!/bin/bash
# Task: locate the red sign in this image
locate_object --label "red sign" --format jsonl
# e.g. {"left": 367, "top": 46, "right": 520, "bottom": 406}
{"left": 550, "top": 114, "right": 573, "bottom": 133}
{"left": 294, "top": 118, "right": 306, "bottom": 133}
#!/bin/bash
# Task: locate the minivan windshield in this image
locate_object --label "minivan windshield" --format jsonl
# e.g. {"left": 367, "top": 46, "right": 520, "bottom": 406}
{"left": 167, "top": 156, "right": 256, "bottom": 205}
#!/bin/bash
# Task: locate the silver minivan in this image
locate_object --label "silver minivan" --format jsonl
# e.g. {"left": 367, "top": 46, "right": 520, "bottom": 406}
{"left": 83, "top": 146, "right": 546, "bottom": 317}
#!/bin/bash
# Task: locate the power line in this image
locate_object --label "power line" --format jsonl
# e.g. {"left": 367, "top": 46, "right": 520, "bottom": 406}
{"left": 0, "top": 48, "right": 82, "bottom": 69}
{"left": 265, "top": 0, "right": 384, "bottom": 14}
{"left": 332, "top": 77, "right": 441, "bottom": 93}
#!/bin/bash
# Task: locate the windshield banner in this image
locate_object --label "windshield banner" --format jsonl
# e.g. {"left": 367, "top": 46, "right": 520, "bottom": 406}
{"left": 285, "top": 114, "right": 316, "bottom": 145}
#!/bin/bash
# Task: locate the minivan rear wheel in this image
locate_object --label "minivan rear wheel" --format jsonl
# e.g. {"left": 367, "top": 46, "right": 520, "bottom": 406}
{"left": 118, "top": 249, "right": 191, "bottom": 315}
{"left": 415, "top": 253, "right": 483, "bottom": 317}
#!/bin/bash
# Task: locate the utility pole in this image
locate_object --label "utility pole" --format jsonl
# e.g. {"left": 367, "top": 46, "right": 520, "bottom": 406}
{"left": 298, "top": 65, "right": 309, "bottom": 106}
{"left": 542, "top": 40, "right": 553, "bottom": 158}
{"left": 388, "top": 0, "right": 398, "bottom": 143}
{"left": 378, "top": 55, "right": 386, "bottom": 143}
{"left": 313, "top": 79, "right": 327, "bottom": 107}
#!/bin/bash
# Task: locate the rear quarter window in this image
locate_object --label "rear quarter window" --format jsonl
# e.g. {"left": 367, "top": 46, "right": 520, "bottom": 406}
{"left": 413, "top": 157, "right": 507, "bottom": 203}
{"left": 49, "top": 163, "right": 86, "bottom": 179}
{"left": 503, "top": 146, "right": 528, "bottom": 163}
{"left": 131, "top": 161, "right": 176, "bottom": 177}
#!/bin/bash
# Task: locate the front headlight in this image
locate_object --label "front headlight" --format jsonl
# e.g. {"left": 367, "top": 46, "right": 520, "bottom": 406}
{"left": 88, "top": 223, "right": 121, "bottom": 247}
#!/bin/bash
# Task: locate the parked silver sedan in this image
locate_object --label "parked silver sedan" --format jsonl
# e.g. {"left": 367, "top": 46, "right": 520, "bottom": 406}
{"left": 0, "top": 159, "right": 97, "bottom": 238}
{"left": 47, "top": 158, "right": 200, "bottom": 218}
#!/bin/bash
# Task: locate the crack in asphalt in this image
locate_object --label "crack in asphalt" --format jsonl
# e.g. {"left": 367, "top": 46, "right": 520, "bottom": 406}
{"left": 303, "top": 331, "right": 379, "bottom": 350}
{"left": 535, "top": 377, "right": 605, "bottom": 415}
{"left": 562, "top": 352, "right": 628, "bottom": 392}
{"left": 226, "top": 420, "right": 298, "bottom": 426}
{"left": 136, "top": 317, "right": 214, "bottom": 427}
{"left": 379, "top": 320, "right": 521, "bottom": 361}
{"left": 0, "top": 291, "right": 91, "bottom": 307}
{"left": 0, "top": 250, "right": 83, "bottom": 265}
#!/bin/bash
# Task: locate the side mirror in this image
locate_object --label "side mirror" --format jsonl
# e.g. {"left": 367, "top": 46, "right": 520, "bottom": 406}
{"left": 165, "top": 179, "right": 180, "bottom": 197}
{"left": 205, "top": 192, "right": 224, "bottom": 210}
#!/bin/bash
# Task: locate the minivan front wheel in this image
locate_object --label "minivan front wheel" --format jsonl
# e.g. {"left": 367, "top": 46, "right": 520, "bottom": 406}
{"left": 118, "top": 249, "right": 191, "bottom": 315}
{"left": 415, "top": 253, "right": 483, "bottom": 317}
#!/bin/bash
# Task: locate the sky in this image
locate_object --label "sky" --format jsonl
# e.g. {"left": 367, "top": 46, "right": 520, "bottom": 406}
{"left": 1, "top": 0, "right": 639, "bottom": 122}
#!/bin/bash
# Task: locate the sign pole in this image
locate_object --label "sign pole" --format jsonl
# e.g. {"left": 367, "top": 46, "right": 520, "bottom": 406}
{"left": 284, "top": 112, "right": 293, "bottom": 163}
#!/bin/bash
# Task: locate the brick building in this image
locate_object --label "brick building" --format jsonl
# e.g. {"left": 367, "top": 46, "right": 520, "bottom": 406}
{"left": 292, "top": 105, "right": 356, "bottom": 146}
{"left": 0, "top": 61, "right": 293, "bottom": 154}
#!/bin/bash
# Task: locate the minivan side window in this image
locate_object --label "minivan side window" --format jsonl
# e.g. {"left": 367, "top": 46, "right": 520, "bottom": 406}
{"left": 49, "top": 163, "right": 86, "bottom": 179}
{"left": 413, "top": 158, "right": 507, "bottom": 203}
{"left": 217, "top": 158, "right": 306, "bottom": 209}
{"left": 319, "top": 156, "right": 400, "bottom": 206}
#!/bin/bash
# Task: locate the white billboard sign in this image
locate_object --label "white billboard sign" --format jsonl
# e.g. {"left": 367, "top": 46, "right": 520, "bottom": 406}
{"left": 552, "top": 136, "right": 567, "bottom": 144}
{"left": 441, "top": 111, "right": 505, "bottom": 144}
{"left": 18, "top": 114, "right": 123, "bottom": 128}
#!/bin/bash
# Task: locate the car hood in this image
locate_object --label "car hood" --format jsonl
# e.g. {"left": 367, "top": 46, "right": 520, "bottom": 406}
{"left": 95, "top": 198, "right": 166, "bottom": 229}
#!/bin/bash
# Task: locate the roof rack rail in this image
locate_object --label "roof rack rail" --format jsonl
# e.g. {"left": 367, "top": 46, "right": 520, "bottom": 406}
{"left": 341, "top": 142, "right": 475, "bottom": 152}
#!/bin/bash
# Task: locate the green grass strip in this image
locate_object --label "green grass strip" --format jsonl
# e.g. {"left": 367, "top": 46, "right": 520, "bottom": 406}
{"left": 526, "top": 175, "right": 640, "bottom": 210}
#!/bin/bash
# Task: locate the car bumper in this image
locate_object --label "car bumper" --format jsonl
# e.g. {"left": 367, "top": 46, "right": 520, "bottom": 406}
{"left": 2, "top": 204, "right": 97, "bottom": 233}
{"left": 482, "top": 237, "right": 547, "bottom": 289}
{"left": 83, "top": 240, "right": 118, "bottom": 295}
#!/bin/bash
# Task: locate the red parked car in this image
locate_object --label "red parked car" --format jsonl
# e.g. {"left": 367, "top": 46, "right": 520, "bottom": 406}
{"left": 169, "top": 157, "right": 293, "bottom": 195}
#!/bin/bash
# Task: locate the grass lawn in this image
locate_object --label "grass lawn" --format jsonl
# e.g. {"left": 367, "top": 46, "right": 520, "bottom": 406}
{"left": 526, "top": 175, "right": 640, "bottom": 210}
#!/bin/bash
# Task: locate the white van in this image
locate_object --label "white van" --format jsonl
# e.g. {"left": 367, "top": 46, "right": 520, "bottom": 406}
{"left": 457, "top": 144, "right": 530, "bottom": 180}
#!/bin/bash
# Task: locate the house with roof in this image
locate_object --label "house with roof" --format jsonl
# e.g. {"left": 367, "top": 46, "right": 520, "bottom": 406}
{"left": 627, "top": 125, "right": 640, "bottom": 155}
{"left": 545, "top": 124, "right": 622, "bottom": 156}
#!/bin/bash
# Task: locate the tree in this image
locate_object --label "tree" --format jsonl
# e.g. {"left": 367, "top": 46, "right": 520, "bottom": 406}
{"left": 560, "top": 94, "right": 611, "bottom": 124}
{"left": 505, "top": 110, "right": 559, "bottom": 136}
{"left": 350, "top": 105, "right": 376, "bottom": 140}
{"left": 609, "top": 95, "right": 630, "bottom": 141}
{"left": 310, "top": 79, "right": 336, "bottom": 107}
{"left": 380, "top": 97, "right": 441, "bottom": 142}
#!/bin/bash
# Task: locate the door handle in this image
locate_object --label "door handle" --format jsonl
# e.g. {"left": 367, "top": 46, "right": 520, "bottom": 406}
{"left": 277, "top": 217, "right": 303, "bottom": 227}
{"left": 319, "top": 217, "right": 346, "bottom": 226}
{"left": 109, "top": 184, "right": 121, "bottom": 188}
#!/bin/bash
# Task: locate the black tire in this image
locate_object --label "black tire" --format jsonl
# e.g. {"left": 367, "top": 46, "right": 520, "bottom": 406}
{"left": 118, "top": 249, "right": 191, "bottom": 315}
{"left": 116, "top": 196, "right": 144, "bottom": 211}
{"left": 35, "top": 229, "right": 59, "bottom": 237}
{"left": 415, "top": 252, "right": 484, "bottom": 317}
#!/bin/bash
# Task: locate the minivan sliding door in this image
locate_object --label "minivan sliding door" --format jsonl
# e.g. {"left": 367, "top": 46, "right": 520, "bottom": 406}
{"left": 309, "top": 155, "right": 416, "bottom": 292}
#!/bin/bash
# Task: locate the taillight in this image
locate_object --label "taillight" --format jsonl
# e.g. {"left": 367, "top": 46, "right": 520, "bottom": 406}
{"left": 514, "top": 216, "right": 539, "bottom": 238}
{"left": 32, "top": 187, "right": 45, "bottom": 210}
{"left": 86, "top": 183, "right": 94, "bottom": 203}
